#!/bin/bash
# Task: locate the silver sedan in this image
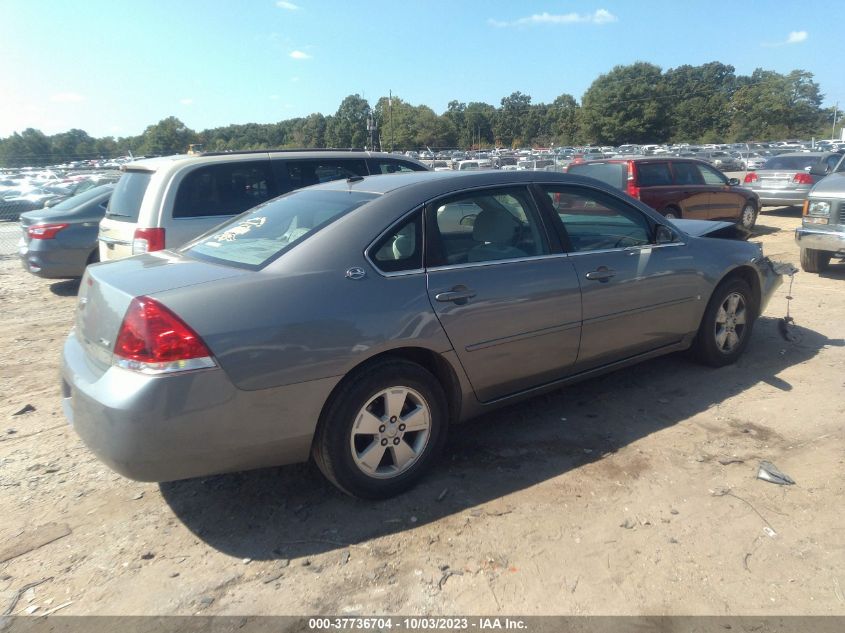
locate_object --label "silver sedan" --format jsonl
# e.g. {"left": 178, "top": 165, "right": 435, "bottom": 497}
{"left": 61, "top": 171, "right": 783, "bottom": 498}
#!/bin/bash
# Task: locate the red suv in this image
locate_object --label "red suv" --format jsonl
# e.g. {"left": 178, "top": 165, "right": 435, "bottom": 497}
{"left": 567, "top": 157, "right": 759, "bottom": 230}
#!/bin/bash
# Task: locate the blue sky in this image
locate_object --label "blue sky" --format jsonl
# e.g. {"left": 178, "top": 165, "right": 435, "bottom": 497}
{"left": 2, "top": 0, "right": 843, "bottom": 138}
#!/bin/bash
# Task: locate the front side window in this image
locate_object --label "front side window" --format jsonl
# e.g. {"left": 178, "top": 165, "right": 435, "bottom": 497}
{"left": 281, "top": 159, "right": 367, "bottom": 193}
{"left": 671, "top": 162, "right": 703, "bottom": 185}
{"left": 368, "top": 210, "right": 423, "bottom": 273}
{"left": 370, "top": 159, "right": 426, "bottom": 174}
{"left": 185, "top": 189, "right": 376, "bottom": 269}
{"left": 542, "top": 186, "right": 651, "bottom": 252}
{"left": 427, "top": 188, "right": 548, "bottom": 266}
{"left": 173, "top": 161, "right": 272, "bottom": 218}
{"left": 696, "top": 163, "right": 727, "bottom": 186}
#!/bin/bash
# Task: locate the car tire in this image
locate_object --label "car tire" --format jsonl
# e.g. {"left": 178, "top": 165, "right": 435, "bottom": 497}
{"left": 312, "top": 359, "right": 448, "bottom": 499}
{"left": 799, "top": 247, "right": 831, "bottom": 273}
{"left": 739, "top": 202, "right": 757, "bottom": 230}
{"left": 663, "top": 206, "right": 681, "bottom": 220}
{"left": 691, "top": 278, "right": 756, "bottom": 367}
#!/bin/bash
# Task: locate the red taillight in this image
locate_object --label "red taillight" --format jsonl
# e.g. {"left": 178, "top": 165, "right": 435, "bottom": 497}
{"left": 27, "top": 223, "right": 68, "bottom": 239}
{"left": 744, "top": 172, "right": 758, "bottom": 183}
{"left": 132, "top": 227, "right": 166, "bottom": 254}
{"left": 793, "top": 172, "right": 813, "bottom": 185}
{"left": 113, "top": 296, "right": 214, "bottom": 374}
{"left": 626, "top": 162, "right": 640, "bottom": 199}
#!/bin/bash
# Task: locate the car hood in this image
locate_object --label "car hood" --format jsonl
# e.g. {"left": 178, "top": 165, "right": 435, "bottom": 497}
{"left": 668, "top": 219, "right": 750, "bottom": 240}
{"left": 808, "top": 173, "right": 845, "bottom": 199}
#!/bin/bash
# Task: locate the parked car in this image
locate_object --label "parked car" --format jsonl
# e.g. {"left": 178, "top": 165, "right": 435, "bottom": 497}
{"left": 61, "top": 170, "right": 783, "bottom": 498}
{"left": 795, "top": 154, "right": 845, "bottom": 273}
{"left": 18, "top": 184, "right": 113, "bottom": 278}
{"left": 736, "top": 152, "right": 767, "bottom": 171}
{"left": 699, "top": 151, "right": 743, "bottom": 172}
{"left": 743, "top": 151, "right": 843, "bottom": 207}
{"left": 566, "top": 157, "right": 760, "bottom": 230}
{"left": 97, "top": 150, "right": 428, "bottom": 262}
{"left": 1, "top": 187, "right": 60, "bottom": 220}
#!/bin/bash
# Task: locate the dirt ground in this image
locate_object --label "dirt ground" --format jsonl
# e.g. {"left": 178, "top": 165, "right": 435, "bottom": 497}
{"left": 0, "top": 206, "right": 844, "bottom": 617}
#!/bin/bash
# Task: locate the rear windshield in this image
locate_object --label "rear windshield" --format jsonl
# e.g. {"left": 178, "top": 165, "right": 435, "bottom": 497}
{"left": 567, "top": 162, "right": 626, "bottom": 190}
{"left": 106, "top": 171, "right": 152, "bottom": 221}
{"left": 184, "top": 189, "right": 377, "bottom": 270}
{"left": 762, "top": 156, "right": 817, "bottom": 171}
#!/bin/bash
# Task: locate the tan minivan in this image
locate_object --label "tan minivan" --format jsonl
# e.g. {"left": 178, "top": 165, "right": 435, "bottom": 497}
{"left": 99, "top": 150, "right": 428, "bottom": 261}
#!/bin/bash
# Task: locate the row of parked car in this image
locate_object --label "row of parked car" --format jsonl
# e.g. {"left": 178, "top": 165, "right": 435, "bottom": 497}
{"left": 18, "top": 148, "right": 845, "bottom": 280}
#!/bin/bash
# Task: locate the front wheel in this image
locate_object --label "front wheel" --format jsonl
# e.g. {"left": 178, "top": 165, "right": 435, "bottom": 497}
{"left": 663, "top": 207, "right": 681, "bottom": 220}
{"left": 312, "top": 360, "right": 448, "bottom": 499}
{"left": 739, "top": 202, "right": 757, "bottom": 230}
{"left": 691, "top": 278, "right": 756, "bottom": 367}
{"left": 799, "top": 247, "right": 831, "bottom": 273}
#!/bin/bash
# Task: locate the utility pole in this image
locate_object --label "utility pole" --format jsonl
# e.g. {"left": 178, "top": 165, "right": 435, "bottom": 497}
{"left": 389, "top": 90, "right": 394, "bottom": 153}
{"left": 832, "top": 102, "right": 839, "bottom": 140}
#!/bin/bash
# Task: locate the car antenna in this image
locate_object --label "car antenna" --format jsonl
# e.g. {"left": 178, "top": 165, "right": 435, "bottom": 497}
{"left": 347, "top": 175, "right": 364, "bottom": 186}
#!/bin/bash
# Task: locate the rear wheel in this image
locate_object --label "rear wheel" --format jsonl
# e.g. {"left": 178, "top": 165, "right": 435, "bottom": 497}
{"left": 692, "top": 278, "right": 756, "bottom": 367}
{"left": 312, "top": 360, "right": 448, "bottom": 499}
{"left": 663, "top": 206, "right": 681, "bottom": 220}
{"left": 799, "top": 247, "right": 831, "bottom": 273}
{"left": 739, "top": 202, "right": 757, "bottom": 230}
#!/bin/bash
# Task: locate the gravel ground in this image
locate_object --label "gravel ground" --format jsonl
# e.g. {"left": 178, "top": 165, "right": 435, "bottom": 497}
{"left": 0, "top": 206, "right": 843, "bottom": 616}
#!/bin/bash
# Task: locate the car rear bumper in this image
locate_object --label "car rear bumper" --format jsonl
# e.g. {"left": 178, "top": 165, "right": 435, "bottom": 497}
{"left": 19, "top": 241, "right": 91, "bottom": 279}
{"left": 753, "top": 189, "right": 808, "bottom": 206}
{"left": 61, "top": 329, "right": 340, "bottom": 482}
{"left": 794, "top": 226, "right": 845, "bottom": 255}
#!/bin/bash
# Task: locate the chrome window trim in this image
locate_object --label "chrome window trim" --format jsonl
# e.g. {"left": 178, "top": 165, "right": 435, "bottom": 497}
{"left": 426, "top": 252, "right": 572, "bottom": 273}
{"left": 565, "top": 242, "right": 685, "bottom": 257}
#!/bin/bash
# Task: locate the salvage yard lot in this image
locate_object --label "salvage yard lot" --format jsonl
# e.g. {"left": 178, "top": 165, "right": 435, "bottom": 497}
{"left": 0, "top": 207, "right": 843, "bottom": 616}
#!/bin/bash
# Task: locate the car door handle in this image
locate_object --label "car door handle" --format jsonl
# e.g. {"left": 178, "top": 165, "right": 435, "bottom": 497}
{"left": 435, "top": 287, "right": 476, "bottom": 303}
{"left": 585, "top": 267, "right": 616, "bottom": 282}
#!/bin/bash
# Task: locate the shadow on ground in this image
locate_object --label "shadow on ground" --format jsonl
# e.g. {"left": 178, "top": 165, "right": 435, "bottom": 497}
{"left": 819, "top": 260, "right": 845, "bottom": 280}
{"left": 160, "top": 316, "right": 843, "bottom": 561}
{"left": 49, "top": 278, "right": 80, "bottom": 297}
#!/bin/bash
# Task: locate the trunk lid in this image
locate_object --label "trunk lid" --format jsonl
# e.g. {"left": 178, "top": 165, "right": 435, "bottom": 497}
{"left": 75, "top": 252, "right": 248, "bottom": 375}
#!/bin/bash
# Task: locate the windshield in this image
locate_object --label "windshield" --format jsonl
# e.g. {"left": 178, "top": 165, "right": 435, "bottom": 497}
{"left": 185, "top": 189, "right": 377, "bottom": 270}
{"left": 106, "top": 170, "right": 152, "bottom": 220}
{"left": 567, "top": 162, "right": 626, "bottom": 190}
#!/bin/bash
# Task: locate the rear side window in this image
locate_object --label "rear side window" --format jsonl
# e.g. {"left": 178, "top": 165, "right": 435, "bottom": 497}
{"left": 369, "top": 159, "right": 427, "bottom": 174}
{"left": 368, "top": 210, "right": 423, "bottom": 273}
{"left": 106, "top": 171, "right": 152, "bottom": 221}
{"left": 173, "top": 161, "right": 272, "bottom": 219}
{"left": 278, "top": 159, "right": 368, "bottom": 194}
{"left": 670, "top": 162, "right": 702, "bottom": 185}
{"left": 566, "top": 162, "right": 626, "bottom": 190}
{"left": 185, "top": 189, "right": 377, "bottom": 270}
{"left": 636, "top": 163, "right": 672, "bottom": 186}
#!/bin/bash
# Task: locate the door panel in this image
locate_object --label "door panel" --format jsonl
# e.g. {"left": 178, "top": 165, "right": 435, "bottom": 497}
{"left": 427, "top": 259, "right": 582, "bottom": 402}
{"left": 425, "top": 186, "right": 581, "bottom": 402}
{"left": 539, "top": 184, "right": 701, "bottom": 371}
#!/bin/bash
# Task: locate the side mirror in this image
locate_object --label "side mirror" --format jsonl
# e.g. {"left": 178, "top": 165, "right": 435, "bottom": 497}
{"left": 655, "top": 225, "right": 676, "bottom": 244}
{"left": 728, "top": 177, "right": 740, "bottom": 186}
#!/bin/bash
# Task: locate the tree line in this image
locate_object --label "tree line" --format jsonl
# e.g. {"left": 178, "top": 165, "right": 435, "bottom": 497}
{"left": 1, "top": 62, "right": 837, "bottom": 167}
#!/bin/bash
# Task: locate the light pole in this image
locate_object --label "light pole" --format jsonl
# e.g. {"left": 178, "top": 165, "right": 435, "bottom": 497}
{"left": 389, "top": 90, "right": 394, "bottom": 153}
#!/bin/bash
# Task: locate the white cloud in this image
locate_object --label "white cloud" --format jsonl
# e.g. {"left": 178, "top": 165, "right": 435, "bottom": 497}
{"left": 489, "top": 9, "right": 618, "bottom": 28}
{"left": 179, "top": 98, "right": 194, "bottom": 106}
{"left": 276, "top": 1, "right": 300, "bottom": 10}
{"left": 50, "top": 92, "right": 85, "bottom": 103}
{"left": 786, "top": 30, "right": 808, "bottom": 44}
{"left": 289, "top": 50, "right": 311, "bottom": 59}
{"left": 762, "top": 30, "right": 809, "bottom": 47}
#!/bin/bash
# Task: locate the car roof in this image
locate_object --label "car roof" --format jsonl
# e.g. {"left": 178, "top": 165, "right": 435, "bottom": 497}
{"left": 121, "top": 150, "right": 425, "bottom": 173}
{"left": 310, "top": 169, "right": 615, "bottom": 196}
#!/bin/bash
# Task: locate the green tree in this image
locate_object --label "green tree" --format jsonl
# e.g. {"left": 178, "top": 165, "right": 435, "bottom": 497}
{"left": 494, "top": 91, "right": 532, "bottom": 147}
{"left": 729, "top": 69, "right": 824, "bottom": 140}
{"left": 138, "top": 117, "right": 197, "bottom": 155}
{"left": 545, "top": 94, "right": 581, "bottom": 145}
{"left": 325, "top": 94, "right": 370, "bottom": 148}
{"left": 580, "top": 62, "right": 669, "bottom": 144}
{"left": 664, "top": 62, "right": 736, "bottom": 142}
